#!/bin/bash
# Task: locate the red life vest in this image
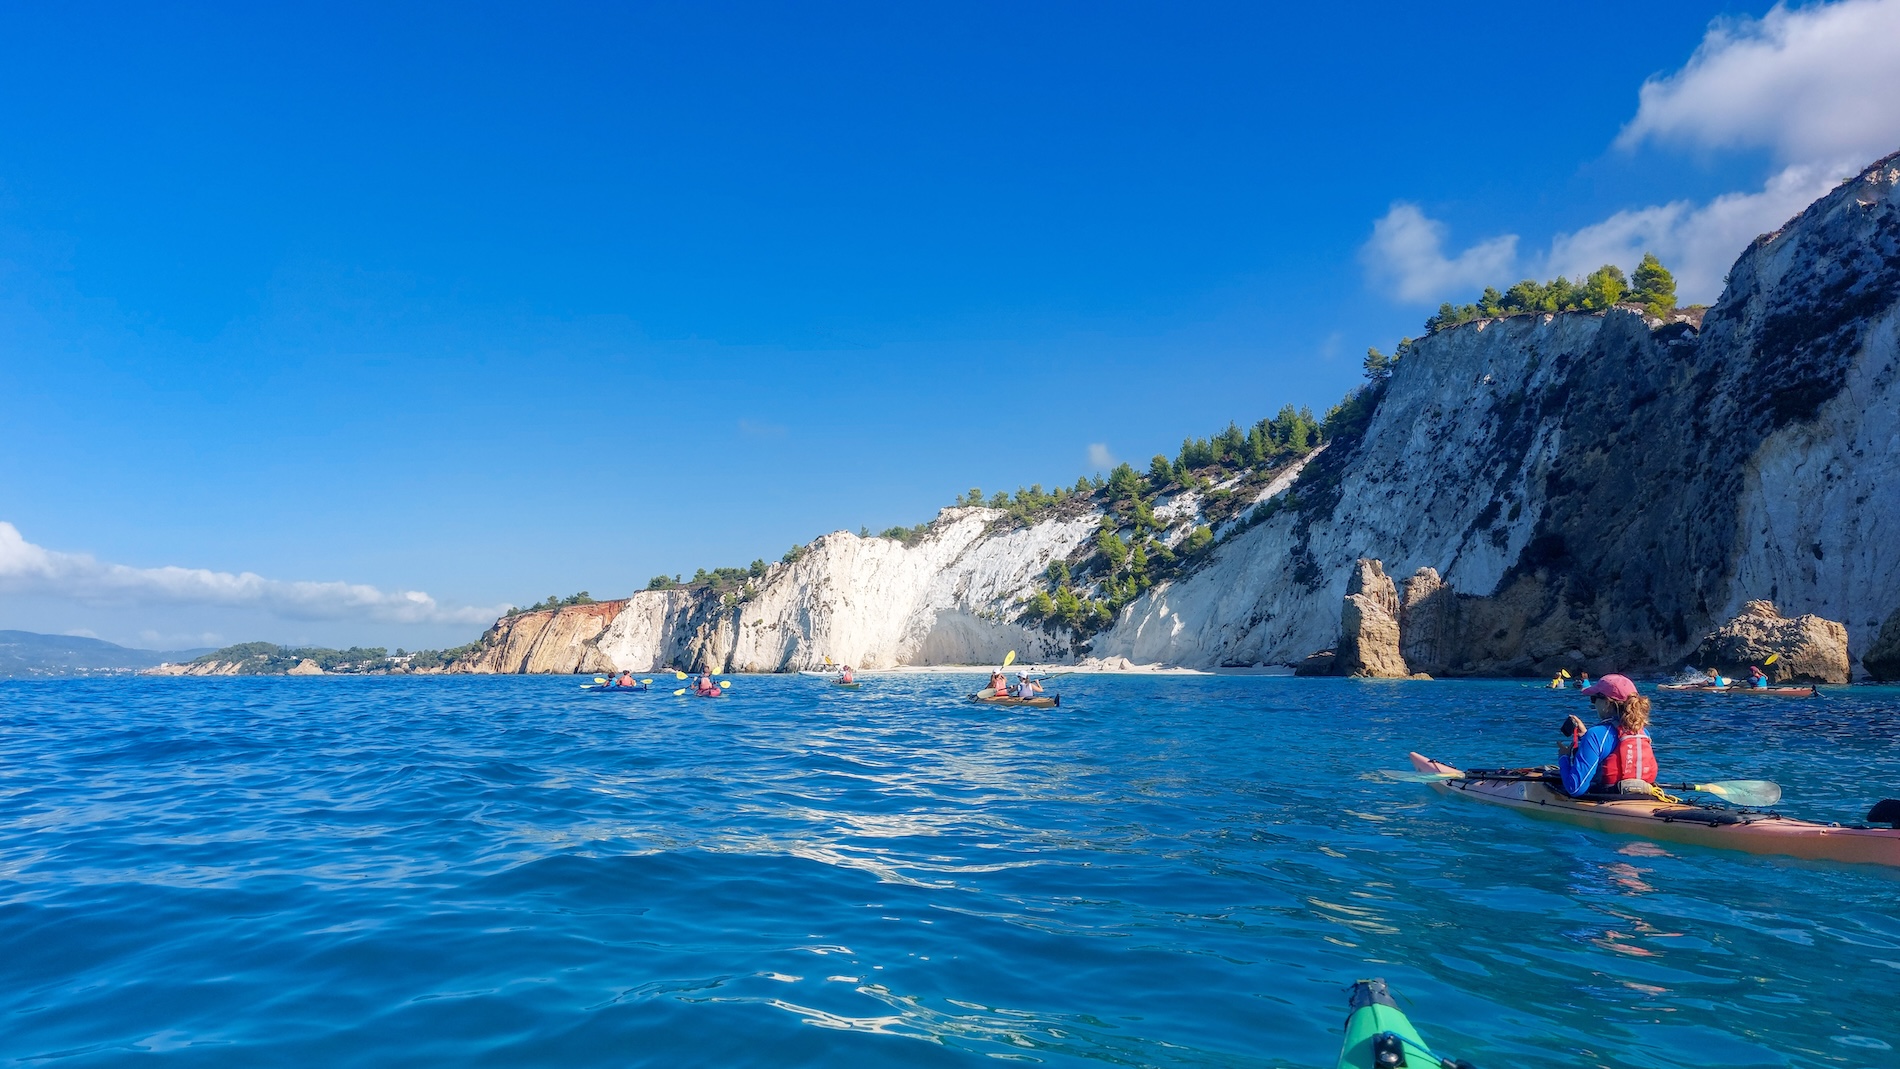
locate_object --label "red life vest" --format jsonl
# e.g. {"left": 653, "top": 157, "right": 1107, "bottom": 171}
{"left": 1597, "top": 727, "right": 1656, "bottom": 788}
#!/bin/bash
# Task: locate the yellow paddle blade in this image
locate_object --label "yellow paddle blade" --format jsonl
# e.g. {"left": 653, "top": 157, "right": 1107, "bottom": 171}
{"left": 594, "top": 677, "right": 607, "bottom": 684}
{"left": 1003, "top": 650, "right": 1016, "bottom": 668}
{"left": 672, "top": 688, "right": 686, "bottom": 696}
{"left": 720, "top": 680, "right": 731, "bottom": 689}
{"left": 824, "top": 655, "right": 833, "bottom": 665}
{"left": 1559, "top": 668, "right": 1571, "bottom": 678}
{"left": 675, "top": 670, "right": 688, "bottom": 680}
{"left": 641, "top": 679, "right": 652, "bottom": 685}
{"left": 1764, "top": 653, "right": 1780, "bottom": 666}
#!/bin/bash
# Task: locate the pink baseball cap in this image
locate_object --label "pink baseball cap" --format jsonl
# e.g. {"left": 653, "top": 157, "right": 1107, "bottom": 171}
{"left": 1579, "top": 673, "right": 1638, "bottom": 701}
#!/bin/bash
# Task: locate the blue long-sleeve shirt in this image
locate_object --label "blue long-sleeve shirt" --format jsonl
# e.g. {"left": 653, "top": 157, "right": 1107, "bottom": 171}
{"left": 1559, "top": 722, "right": 1620, "bottom": 796}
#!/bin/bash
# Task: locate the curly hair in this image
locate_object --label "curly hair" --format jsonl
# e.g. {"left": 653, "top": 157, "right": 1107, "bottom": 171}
{"left": 1614, "top": 695, "right": 1651, "bottom": 732}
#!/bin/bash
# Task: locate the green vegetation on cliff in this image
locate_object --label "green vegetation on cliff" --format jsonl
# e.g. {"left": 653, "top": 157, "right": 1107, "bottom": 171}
{"left": 1423, "top": 252, "right": 1680, "bottom": 332}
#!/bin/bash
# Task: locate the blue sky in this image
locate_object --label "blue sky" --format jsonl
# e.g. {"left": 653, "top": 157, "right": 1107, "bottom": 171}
{"left": 4, "top": 1, "right": 1899, "bottom": 649}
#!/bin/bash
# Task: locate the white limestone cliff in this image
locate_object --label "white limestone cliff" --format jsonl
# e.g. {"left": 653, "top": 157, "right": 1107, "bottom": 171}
{"left": 454, "top": 149, "right": 1900, "bottom": 676}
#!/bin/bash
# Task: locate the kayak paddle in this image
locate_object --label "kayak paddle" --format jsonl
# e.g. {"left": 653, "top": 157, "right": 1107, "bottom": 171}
{"left": 1664, "top": 779, "right": 1781, "bottom": 806}
{"left": 1384, "top": 769, "right": 1782, "bottom": 806}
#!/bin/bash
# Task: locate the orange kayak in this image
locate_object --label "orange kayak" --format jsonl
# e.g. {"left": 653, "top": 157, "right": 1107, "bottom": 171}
{"left": 1409, "top": 752, "right": 1900, "bottom": 867}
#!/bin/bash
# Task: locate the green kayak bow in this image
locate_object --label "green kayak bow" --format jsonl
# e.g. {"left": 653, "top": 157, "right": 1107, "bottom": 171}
{"left": 1337, "top": 980, "right": 1475, "bottom": 1069}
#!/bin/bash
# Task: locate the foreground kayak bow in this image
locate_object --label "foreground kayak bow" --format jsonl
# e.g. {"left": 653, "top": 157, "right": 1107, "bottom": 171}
{"left": 1337, "top": 979, "right": 1474, "bottom": 1069}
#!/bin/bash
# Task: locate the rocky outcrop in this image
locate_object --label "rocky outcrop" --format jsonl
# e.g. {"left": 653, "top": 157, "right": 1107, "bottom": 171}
{"left": 1688, "top": 600, "right": 1850, "bottom": 684}
{"left": 1398, "top": 567, "right": 1457, "bottom": 677}
{"left": 1335, "top": 560, "right": 1408, "bottom": 677}
{"left": 451, "top": 149, "right": 1900, "bottom": 678}
{"left": 1863, "top": 608, "right": 1900, "bottom": 681}
{"left": 285, "top": 658, "right": 324, "bottom": 676}
{"left": 454, "top": 600, "right": 628, "bottom": 674}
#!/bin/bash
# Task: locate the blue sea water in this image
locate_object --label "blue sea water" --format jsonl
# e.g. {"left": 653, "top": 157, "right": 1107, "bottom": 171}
{"left": 2, "top": 674, "right": 1898, "bottom": 1068}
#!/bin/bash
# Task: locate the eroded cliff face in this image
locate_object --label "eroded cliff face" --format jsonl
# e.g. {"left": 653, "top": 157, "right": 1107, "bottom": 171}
{"left": 454, "top": 511, "right": 1102, "bottom": 673}
{"left": 457, "top": 149, "right": 1900, "bottom": 677}
{"left": 1098, "top": 148, "right": 1900, "bottom": 674}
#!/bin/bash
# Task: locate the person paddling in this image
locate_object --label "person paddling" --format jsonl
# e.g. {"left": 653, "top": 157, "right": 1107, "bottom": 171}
{"left": 1556, "top": 673, "right": 1657, "bottom": 797}
{"left": 987, "top": 670, "right": 1009, "bottom": 696}
{"left": 839, "top": 665, "right": 855, "bottom": 684}
{"left": 1011, "top": 672, "right": 1043, "bottom": 700}
{"left": 1704, "top": 667, "right": 1732, "bottom": 689}
{"left": 616, "top": 670, "right": 637, "bottom": 688}
{"left": 1747, "top": 665, "right": 1770, "bottom": 689}
{"left": 692, "top": 671, "right": 720, "bottom": 697}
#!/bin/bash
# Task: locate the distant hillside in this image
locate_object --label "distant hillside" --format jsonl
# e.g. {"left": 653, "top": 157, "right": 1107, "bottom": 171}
{"left": 0, "top": 631, "right": 213, "bottom": 678}
{"left": 144, "top": 640, "right": 478, "bottom": 676}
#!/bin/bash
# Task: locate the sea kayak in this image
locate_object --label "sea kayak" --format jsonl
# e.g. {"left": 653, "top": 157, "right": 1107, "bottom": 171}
{"left": 833, "top": 681, "right": 862, "bottom": 689}
{"left": 579, "top": 683, "right": 648, "bottom": 693}
{"left": 1337, "top": 979, "right": 1472, "bottom": 1069}
{"left": 1410, "top": 752, "right": 1900, "bottom": 867}
{"left": 970, "top": 692, "right": 1059, "bottom": 708}
{"left": 1657, "top": 683, "right": 1818, "bottom": 697}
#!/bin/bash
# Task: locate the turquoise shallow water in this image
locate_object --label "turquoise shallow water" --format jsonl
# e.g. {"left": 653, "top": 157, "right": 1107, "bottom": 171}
{"left": 2, "top": 674, "right": 1898, "bottom": 1067}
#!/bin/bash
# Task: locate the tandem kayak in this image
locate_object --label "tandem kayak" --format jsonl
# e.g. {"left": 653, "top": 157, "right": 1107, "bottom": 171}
{"left": 1337, "top": 979, "right": 1473, "bottom": 1069}
{"left": 1410, "top": 752, "right": 1900, "bottom": 867}
{"left": 579, "top": 683, "right": 648, "bottom": 693}
{"left": 1656, "top": 683, "right": 1818, "bottom": 697}
{"left": 970, "top": 692, "right": 1059, "bottom": 708}
{"left": 833, "top": 681, "right": 862, "bottom": 689}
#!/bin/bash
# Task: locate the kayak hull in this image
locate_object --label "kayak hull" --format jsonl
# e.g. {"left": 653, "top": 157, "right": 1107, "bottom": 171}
{"left": 580, "top": 684, "right": 649, "bottom": 693}
{"left": 1657, "top": 683, "right": 1818, "bottom": 697}
{"left": 1410, "top": 752, "right": 1900, "bottom": 866}
{"left": 833, "top": 681, "right": 861, "bottom": 689}
{"left": 1336, "top": 980, "right": 1434, "bottom": 1069}
{"left": 970, "top": 693, "right": 1059, "bottom": 708}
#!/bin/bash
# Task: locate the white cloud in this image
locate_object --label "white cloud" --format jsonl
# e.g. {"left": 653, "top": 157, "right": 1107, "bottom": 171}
{"left": 1087, "top": 443, "right": 1114, "bottom": 470}
{"left": 1618, "top": 0, "right": 1900, "bottom": 165}
{"left": 1543, "top": 161, "right": 1847, "bottom": 303}
{"left": 1364, "top": 0, "right": 1899, "bottom": 310}
{"left": 1360, "top": 203, "right": 1519, "bottom": 304}
{"left": 0, "top": 522, "right": 503, "bottom": 626}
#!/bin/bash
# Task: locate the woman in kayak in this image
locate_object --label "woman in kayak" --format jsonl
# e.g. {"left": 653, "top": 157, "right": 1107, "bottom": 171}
{"left": 988, "top": 670, "right": 1009, "bottom": 695}
{"left": 839, "top": 665, "right": 855, "bottom": 684}
{"left": 1011, "top": 673, "right": 1043, "bottom": 700}
{"left": 1557, "top": 673, "right": 1657, "bottom": 796}
{"left": 692, "top": 671, "right": 720, "bottom": 697}
{"left": 1747, "top": 665, "right": 1770, "bottom": 688}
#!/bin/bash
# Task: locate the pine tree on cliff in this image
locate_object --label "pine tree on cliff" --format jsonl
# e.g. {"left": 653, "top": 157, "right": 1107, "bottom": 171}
{"left": 1630, "top": 252, "right": 1676, "bottom": 317}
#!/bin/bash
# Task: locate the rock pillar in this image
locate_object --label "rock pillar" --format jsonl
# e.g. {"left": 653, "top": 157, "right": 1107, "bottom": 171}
{"left": 1336, "top": 559, "right": 1410, "bottom": 677}
{"left": 1688, "top": 600, "right": 1850, "bottom": 684}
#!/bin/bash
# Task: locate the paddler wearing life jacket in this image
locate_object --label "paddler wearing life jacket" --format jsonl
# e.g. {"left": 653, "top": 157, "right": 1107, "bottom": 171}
{"left": 1011, "top": 673, "right": 1042, "bottom": 699}
{"left": 692, "top": 671, "right": 720, "bottom": 697}
{"left": 840, "top": 666, "right": 854, "bottom": 683}
{"left": 988, "top": 671, "right": 1009, "bottom": 695}
{"left": 1556, "top": 673, "right": 1657, "bottom": 797}
{"left": 1747, "top": 665, "right": 1769, "bottom": 688}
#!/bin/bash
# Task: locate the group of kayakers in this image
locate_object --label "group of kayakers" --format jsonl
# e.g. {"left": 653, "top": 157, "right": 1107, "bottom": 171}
{"left": 986, "top": 669, "right": 1044, "bottom": 699}
{"left": 1705, "top": 665, "right": 1772, "bottom": 689}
